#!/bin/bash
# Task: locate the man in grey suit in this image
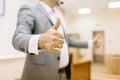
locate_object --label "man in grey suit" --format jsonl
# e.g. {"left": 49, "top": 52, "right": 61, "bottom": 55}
{"left": 12, "top": 0, "right": 100, "bottom": 80}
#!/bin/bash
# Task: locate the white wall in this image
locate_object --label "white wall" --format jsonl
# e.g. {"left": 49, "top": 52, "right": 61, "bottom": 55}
{"left": 0, "top": 58, "right": 25, "bottom": 80}
{"left": 64, "top": 10, "right": 120, "bottom": 60}
{"left": 0, "top": 0, "right": 38, "bottom": 80}
{"left": 0, "top": 0, "right": 39, "bottom": 57}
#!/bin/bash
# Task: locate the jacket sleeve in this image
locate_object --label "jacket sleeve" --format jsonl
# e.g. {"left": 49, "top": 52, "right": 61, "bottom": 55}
{"left": 65, "top": 33, "right": 88, "bottom": 48}
{"left": 12, "top": 5, "right": 35, "bottom": 53}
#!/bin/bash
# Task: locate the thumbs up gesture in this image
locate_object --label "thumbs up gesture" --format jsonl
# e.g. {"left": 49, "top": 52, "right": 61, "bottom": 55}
{"left": 38, "top": 18, "right": 64, "bottom": 53}
{"left": 93, "top": 34, "right": 101, "bottom": 48}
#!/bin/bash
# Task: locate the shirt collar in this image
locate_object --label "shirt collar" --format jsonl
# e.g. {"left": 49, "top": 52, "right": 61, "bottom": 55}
{"left": 39, "top": 1, "right": 55, "bottom": 14}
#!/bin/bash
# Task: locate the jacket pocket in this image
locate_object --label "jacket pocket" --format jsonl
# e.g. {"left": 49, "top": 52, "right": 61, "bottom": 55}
{"left": 26, "top": 51, "right": 46, "bottom": 64}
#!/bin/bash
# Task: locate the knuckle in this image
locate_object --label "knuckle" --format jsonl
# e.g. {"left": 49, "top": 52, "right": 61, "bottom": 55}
{"left": 52, "top": 30, "right": 58, "bottom": 35}
{"left": 52, "top": 37, "right": 56, "bottom": 41}
{"left": 54, "top": 48, "right": 60, "bottom": 53}
{"left": 61, "top": 39, "right": 64, "bottom": 43}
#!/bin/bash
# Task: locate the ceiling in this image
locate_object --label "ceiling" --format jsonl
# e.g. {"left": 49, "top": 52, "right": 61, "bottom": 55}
{"left": 60, "top": 0, "right": 120, "bottom": 14}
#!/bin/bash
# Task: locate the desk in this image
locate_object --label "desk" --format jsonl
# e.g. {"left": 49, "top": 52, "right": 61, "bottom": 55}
{"left": 69, "top": 33, "right": 91, "bottom": 80}
{"left": 69, "top": 47, "right": 91, "bottom": 80}
{"left": 71, "top": 56, "right": 91, "bottom": 80}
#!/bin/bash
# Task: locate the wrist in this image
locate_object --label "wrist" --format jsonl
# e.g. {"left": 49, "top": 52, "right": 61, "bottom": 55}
{"left": 38, "top": 34, "right": 45, "bottom": 50}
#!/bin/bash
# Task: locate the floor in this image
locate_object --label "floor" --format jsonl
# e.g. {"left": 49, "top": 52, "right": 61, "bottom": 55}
{"left": 16, "top": 63, "right": 120, "bottom": 80}
{"left": 91, "top": 63, "right": 120, "bottom": 80}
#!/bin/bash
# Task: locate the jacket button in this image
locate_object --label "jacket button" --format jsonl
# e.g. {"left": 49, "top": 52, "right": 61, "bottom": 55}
{"left": 57, "top": 56, "right": 60, "bottom": 60}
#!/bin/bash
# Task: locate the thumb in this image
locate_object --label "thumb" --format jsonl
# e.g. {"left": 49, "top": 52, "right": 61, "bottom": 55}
{"left": 94, "top": 34, "right": 101, "bottom": 42}
{"left": 53, "top": 18, "right": 61, "bottom": 30}
{"left": 96, "top": 34, "right": 101, "bottom": 40}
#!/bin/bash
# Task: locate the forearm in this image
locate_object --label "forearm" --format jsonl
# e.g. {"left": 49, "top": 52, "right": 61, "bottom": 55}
{"left": 12, "top": 5, "right": 35, "bottom": 53}
{"left": 67, "top": 35, "right": 88, "bottom": 48}
{"left": 12, "top": 32, "right": 33, "bottom": 53}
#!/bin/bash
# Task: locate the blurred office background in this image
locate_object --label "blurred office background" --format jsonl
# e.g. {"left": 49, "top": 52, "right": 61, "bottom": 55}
{"left": 0, "top": 0, "right": 120, "bottom": 80}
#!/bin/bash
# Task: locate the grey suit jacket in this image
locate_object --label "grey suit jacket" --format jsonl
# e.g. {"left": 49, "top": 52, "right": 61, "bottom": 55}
{"left": 12, "top": 3, "right": 88, "bottom": 80}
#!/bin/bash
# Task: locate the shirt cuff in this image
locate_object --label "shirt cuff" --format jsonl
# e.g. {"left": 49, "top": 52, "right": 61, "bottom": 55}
{"left": 28, "top": 34, "right": 41, "bottom": 55}
{"left": 88, "top": 40, "right": 93, "bottom": 48}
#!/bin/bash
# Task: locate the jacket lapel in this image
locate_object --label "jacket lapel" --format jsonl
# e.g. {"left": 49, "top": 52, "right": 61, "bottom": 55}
{"left": 36, "top": 3, "right": 54, "bottom": 26}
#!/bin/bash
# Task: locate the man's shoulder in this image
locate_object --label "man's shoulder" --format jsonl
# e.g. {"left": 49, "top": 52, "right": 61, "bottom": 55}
{"left": 19, "top": 3, "right": 41, "bottom": 12}
{"left": 18, "top": 4, "right": 39, "bottom": 15}
{"left": 20, "top": 4, "right": 34, "bottom": 10}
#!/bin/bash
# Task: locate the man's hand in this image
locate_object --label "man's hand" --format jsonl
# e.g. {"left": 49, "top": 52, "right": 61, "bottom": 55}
{"left": 38, "top": 18, "right": 64, "bottom": 53}
{"left": 93, "top": 34, "right": 101, "bottom": 48}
